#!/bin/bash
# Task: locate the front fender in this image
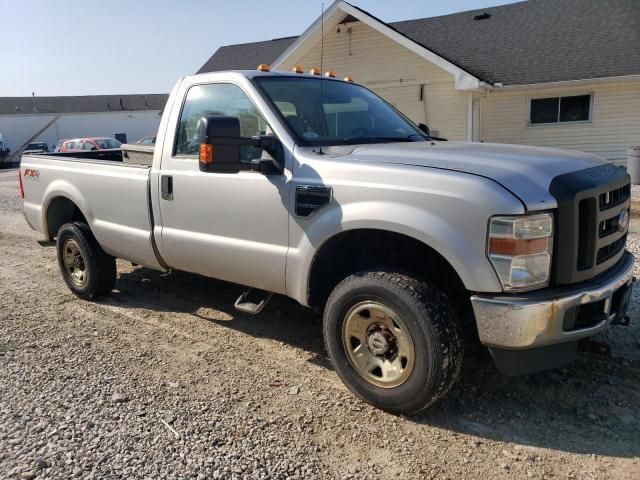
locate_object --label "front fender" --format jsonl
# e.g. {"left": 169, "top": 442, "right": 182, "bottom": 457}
{"left": 286, "top": 167, "right": 525, "bottom": 306}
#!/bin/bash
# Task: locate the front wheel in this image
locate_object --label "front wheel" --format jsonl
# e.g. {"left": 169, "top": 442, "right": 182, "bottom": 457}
{"left": 56, "top": 222, "right": 116, "bottom": 300}
{"left": 323, "top": 271, "right": 463, "bottom": 415}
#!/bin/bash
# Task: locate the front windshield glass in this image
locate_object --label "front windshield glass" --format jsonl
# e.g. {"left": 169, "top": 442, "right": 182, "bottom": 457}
{"left": 254, "top": 77, "right": 427, "bottom": 146}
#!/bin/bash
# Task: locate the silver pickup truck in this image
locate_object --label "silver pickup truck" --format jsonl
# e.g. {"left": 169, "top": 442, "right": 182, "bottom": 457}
{"left": 20, "top": 69, "right": 634, "bottom": 414}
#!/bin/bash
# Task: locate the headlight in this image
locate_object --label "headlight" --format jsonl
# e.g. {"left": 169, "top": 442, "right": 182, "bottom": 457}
{"left": 487, "top": 213, "right": 553, "bottom": 291}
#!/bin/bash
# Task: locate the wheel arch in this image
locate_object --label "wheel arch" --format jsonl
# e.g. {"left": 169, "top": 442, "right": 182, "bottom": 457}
{"left": 305, "top": 228, "right": 471, "bottom": 319}
{"left": 41, "top": 179, "right": 94, "bottom": 240}
{"left": 44, "top": 195, "right": 89, "bottom": 241}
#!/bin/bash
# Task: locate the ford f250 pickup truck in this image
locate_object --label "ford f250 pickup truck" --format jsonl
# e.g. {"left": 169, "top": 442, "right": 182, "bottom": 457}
{"left": 20, "top": 68, "right": 635, "bottom": 414}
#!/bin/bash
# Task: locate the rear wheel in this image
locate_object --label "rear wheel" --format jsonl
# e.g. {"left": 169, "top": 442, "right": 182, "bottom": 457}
{"left": 56, "top": 222, "right": 116, "bottom": 299}
{"left": 323, "top": 271, "right": 463, "bottom": 414}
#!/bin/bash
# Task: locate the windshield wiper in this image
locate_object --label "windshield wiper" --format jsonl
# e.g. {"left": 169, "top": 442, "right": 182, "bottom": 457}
{"left": 341, "top": 135, "right": 421, "bottom": 145}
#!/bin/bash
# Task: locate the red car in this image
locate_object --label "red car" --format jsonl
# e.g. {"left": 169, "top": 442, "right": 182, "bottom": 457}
{"left": 58, "top": 137, "right": 122, "bottom": 152}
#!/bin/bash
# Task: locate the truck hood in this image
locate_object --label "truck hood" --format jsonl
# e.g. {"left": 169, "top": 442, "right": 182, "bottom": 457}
{"left": 341, "top": 141, "right": 606, "bottom": 210}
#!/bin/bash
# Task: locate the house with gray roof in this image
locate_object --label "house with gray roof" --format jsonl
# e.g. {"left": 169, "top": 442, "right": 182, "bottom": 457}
{"left": 199, "top": 0, "right": 640, "bottom": 162}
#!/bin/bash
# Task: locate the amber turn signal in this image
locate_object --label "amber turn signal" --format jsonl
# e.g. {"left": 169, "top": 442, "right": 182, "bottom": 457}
{"left": 324, "top": 70, "right": 336, "bottom": 78}
{"left": 309, "top": 67, "right": 321, "bottom": 75}
{"left": 489, "top": 237, "right": 549, "bottom": 256}
{"left": 199, "top": 144, "right": 213, "bottom": 163}
{"left": 257, "top": 63, "right": 270, "bottom": 72}
{"left": 291, "top": 65, "right": 304, "bottom": 74}
{"left": 344, "top": 75, "right": 354, "bottom": 82}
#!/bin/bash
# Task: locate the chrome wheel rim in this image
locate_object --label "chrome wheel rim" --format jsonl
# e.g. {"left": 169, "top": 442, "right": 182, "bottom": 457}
{"left": 342, "top": 301, "right": 415, "bottom": 388}
{"left": 62, "top": 239, "right": 86, "bottom": 287}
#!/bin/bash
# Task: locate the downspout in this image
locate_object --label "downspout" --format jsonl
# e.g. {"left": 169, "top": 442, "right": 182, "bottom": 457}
{"left": 420, "top": 84, "right": 428, "bottom": 125}
{"left": 467, "top": 92, "right": 473, "bottom": 142}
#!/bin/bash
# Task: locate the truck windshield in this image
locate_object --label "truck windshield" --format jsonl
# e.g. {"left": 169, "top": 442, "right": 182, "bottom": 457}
{"left": 254, "top": 77, "right": 427, "bottom": 146}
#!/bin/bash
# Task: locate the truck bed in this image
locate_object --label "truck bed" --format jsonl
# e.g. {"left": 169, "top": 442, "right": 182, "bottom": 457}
{"left": 21, "top": 153, "right": 163, "bottom": 270}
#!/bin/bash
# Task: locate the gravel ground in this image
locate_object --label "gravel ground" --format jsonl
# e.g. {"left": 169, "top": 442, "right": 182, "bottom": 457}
{"left": 1, "top": 168, "right": 639, "bottom": 479}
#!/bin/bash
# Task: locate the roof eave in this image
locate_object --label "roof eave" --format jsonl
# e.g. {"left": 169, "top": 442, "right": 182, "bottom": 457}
{"left": 494, "top": 74, "right": 640, "bottom": 91}
{"left": 271, "top": 0, "right": 483, "bottom": 90}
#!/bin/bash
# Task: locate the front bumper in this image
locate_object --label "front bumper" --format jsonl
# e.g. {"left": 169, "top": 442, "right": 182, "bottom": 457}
{"left": 471, "top": 251, "right": 635, "bottom": 350}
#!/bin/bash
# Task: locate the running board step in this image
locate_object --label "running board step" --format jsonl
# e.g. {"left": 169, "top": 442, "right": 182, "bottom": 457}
{"left": 234, "top": 289, "right": 273, "bottom": 315}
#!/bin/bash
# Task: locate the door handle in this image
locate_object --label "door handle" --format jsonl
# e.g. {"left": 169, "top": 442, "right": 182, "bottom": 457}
{"left": 161, "top": 175, "right": 173, "bottom": 200}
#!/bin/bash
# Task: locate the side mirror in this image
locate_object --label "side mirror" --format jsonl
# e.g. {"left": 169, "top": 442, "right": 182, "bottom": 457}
{"left": 198, "top": 116, "right": 242, "bottom": 173}
{"left": 197, "top": 115, "right": 280, "bottom": 174}
{"left": 418, "top": 123, "right": 430, "bottom": 136}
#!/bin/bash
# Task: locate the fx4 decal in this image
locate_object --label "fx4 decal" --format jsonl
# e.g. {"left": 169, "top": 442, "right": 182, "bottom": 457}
{"left": 23, "top": 168, "right": 40, "bottom": 180}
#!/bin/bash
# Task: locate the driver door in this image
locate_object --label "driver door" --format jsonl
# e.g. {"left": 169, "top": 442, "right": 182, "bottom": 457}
{"left": 156, "top": 82, "right": 290, "bottom": 294}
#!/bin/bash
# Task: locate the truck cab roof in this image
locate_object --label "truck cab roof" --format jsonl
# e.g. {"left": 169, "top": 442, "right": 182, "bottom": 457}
{"left": 188, "top": 69, "right": 354, "bottom": 83}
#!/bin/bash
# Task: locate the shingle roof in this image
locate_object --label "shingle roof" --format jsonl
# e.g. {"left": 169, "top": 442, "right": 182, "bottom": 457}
{"left": 197, "top": 0, "right": 640, "bottom": 86}
{"left": 0, "top": 93, "right": 169, "bottom": 115}
{"left": 196, "top": 36, "right": 298, "bottom": 74}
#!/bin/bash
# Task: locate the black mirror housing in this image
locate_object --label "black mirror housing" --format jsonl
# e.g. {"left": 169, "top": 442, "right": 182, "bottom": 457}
{"left": 197, "top": 115, "right": 282, "bottom": 174}
{"left": 418, "top": 123, "right": 430, "bottom": 136}
{"left": 198, "top": 116, "right": 242, "bottom": 173}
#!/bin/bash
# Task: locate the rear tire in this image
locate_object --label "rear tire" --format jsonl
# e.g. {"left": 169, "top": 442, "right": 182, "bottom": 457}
{"left": 323, "top": 271, "right": 463, "bottom": 415}
{"left": 56, "top": 222, "right": 116, "bottom": 300}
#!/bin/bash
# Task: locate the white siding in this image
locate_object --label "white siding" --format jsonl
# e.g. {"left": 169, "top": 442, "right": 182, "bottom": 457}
{"left": 277, "top": 21, "right": 469, "bottom": 141}
{"left": 0, "top": 111, "right": 161, "bottom": 151}
{"left": 479, "top": 81, "right": 640, "bottom": 161}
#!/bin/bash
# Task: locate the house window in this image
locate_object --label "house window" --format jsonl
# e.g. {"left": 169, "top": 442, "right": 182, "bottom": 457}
{"left": 529, "top": 94, "right": 592, "bottom": 125}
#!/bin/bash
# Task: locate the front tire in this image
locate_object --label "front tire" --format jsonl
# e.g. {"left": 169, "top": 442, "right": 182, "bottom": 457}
{"left": 56, "top": 222, "right": 116, "bottom": 300}
{"left": 323, "top": 271, "right": 463, "bottom": 415}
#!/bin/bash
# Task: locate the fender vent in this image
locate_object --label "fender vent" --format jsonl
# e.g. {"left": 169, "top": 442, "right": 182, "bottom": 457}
{"left": 296, "top": 185, "right": 332, "bottom": 217}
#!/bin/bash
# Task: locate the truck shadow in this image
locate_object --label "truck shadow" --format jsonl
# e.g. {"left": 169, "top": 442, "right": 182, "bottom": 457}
{"left": 105, "top": 265, "right": 640, "bottom": 459}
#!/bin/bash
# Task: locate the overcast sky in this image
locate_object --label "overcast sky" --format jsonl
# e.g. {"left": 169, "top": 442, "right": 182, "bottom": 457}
{"left": 0, "top": 0, "right": 515, "bottom": 97}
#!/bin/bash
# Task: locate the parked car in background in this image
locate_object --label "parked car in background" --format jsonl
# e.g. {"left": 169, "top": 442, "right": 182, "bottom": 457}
{"left": 23, "top": 142, "right": 50, "bottom": 154}
{"left": 54, "top": 140, "right": 67, "bottom": 152}
{"left": 0, "top": 134, "right": 10, "bottom": 159}
{"left": 0, "top": 134, "right": 12, "bottom": 168}
{"left": 58, "top": 137, "right": 122, "bottom": 152}
{"left": 134, "top": 135, "right": 156, "bottom": 145}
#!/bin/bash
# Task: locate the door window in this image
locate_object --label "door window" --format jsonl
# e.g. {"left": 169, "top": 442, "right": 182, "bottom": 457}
{"left": 175, "top": 83, "right": 269, "bottom": 161}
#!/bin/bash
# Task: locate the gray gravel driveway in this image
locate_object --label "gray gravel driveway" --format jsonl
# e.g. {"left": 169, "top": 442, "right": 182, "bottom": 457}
{"left": 1, "top": 169, "right": 639, "bottom": 479}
